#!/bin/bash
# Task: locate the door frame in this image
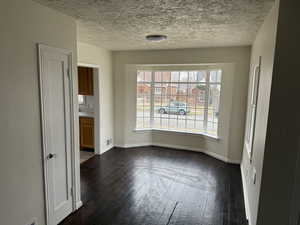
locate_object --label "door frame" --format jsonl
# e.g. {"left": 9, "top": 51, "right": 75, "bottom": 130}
{"left": 38, "top": 44, "right": 80, "bottom": 225}
{"left": 78, "top": 63, "right": 101, "bottom": 155}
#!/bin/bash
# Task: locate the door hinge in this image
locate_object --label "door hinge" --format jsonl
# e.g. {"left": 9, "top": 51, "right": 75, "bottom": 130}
{"left": 70, "top": 187, "right": 73, "bottom": 197}
{"left": 67, "top": 68, "right": 71, "bottom": 79}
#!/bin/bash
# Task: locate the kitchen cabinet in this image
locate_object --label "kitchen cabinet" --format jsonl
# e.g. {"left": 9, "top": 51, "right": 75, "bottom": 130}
{"left": 78, "top": 66, "right": 94, "bottom": 95}
{"left": 79, "top": 117, "right": 94, "bottom": 149}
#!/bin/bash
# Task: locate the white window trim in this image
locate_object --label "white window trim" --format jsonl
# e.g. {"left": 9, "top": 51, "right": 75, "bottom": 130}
{"left": 135, "top": 69, "right": 222, "bottom": 138}
{"left": 134, "top": 128, "right": 220, "bottom": 140}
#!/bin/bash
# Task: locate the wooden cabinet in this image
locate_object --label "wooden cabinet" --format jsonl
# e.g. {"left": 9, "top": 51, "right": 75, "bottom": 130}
{"left": 78, "top": 66, "right": 94, "bottom": 95}
{"left": 79, "top": 117, "right": 94, "bottom": 149}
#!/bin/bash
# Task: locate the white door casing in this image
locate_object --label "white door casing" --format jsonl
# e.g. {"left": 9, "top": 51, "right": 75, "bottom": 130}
{"left": 38, "top": 44, "right": 74, "bottom": 225}
{"left": 77, "top": 63, "right": 101, "bottom": 155}
{"left": 245, "top": 56, "right": 261, "bottom": 161}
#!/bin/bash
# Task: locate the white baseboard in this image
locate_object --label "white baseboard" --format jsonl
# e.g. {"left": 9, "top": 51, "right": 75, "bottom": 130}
{"left": 100, "top": 144, "right": 115, "bottom": 154}
{"left": 114, "top": 143, "right": 152, "bottom": 148}
{"left": 114, "top": 143, "right": 241, "bottom": 165}
{"left": 153, "top": 143, "right": 240, "bottom": 164}
{"left": 76, "top": 200, "right": 83, "bottom": 209}
{"left": 241, "top": 165, "right": 252, "bottom": 225}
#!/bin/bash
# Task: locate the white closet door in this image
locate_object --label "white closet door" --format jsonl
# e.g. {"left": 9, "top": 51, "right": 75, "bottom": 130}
{"left": 39, "top": 45, "right": 73, "bottom": 225}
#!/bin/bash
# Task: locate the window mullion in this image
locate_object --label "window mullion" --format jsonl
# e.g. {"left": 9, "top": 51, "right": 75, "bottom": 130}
{"left": 160, "top": 76, "right": 163, "bottom": 128}
{"left": 204, "top": 70, "right": 209, "bottom": 131}
{"left": 150, "top": 71, "right": 155, "bottom": 128}
{"left": 185, "top": 73, "right": 189, "bottom": 130}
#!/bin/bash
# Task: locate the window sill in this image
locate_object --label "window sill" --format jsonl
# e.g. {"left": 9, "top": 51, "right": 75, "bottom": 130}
{"left": 134, "top": 128, "right": 220, "bottom": 141}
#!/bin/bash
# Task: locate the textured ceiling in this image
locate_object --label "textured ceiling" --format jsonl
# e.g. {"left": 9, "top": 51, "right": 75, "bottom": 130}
{"left": 34, "top": 0, "right": 275, "bottom": 50}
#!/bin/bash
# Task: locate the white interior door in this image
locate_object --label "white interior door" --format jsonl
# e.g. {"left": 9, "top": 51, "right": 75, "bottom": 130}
{"left": 39, "top": 45, "right": 73, "bottom": 225}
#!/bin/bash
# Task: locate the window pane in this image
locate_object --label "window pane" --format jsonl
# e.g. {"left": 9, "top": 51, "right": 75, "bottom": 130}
{"left": 137, "top": 71, "right": 152, "bottom": 82}
{"left": 153, "top": 117, "right": 161, "bottom": 129}
{"left": 178, "top": 114, "right": 186, "bottom": 120}
{"left": 171, "top": 71, "right": 180, "bottom": 82}
{"left": 207, "top": 122, "right": 217, "bottom": 136}
{"left": 154, "top": 106, "right": 160, "bottom": 118}
{"left": 136, "top": 117, "right": 143, "bottom": 129}
{"left": 188, "top": 71, "right": 197, "bottom": 82}
{"left": 143, "top": 95, "right": 151, "bottom": 118}
{"left": 195, "top": 95, "right": 205, "bottom": 108}
{"left": 160, "top": 83, "right": 168, "bottom": 95}
{"left": 195, "top": 121, "right": 205, "bottom": 132}
{"left": 137, "top": 83, "right": 151, "bottom": 95}
{"left": 210, "top": 70, "right": 222, "bottom": 83}
{"left": 188, "top": 71, "right": 206, "bottom": 82}
{"left": 154, "top": 95, "right": 162, "bottom": 106}
{"left": 154, "top": 95, "right": 162, "bottom": 118}
{"left": 137, "top": 71, "right": 144, "bottom": 82}
{"left": 195, "top": 108, "right": 205, "bottom": 121}
{"left": 167, "top": 83, "right": 178, "bottom": 95}
{"left": 179, "top": 71, "right": 188, "bottom": 82}
{"left": 169, "top": 119, "right": 177, "bottom": 129}
{"left": 161, "top": 119, "right": 168, "bottom": 129}
{"left": 208, "top": 84, "right": 221, "bottom": 123}
{"left": 208, "top": 109, "right": 218, "bottom": 123}
{"left": 186, "top": 83, "right": 192, "bottom": 97}
{"left": 144, "top": 117, "right": 151, "bottom": 128}
{"left": 193, "top": 84, "right": 206, "bottom": 108}
{"left": 178, "top": 83, "right": 188, "bottom": 95}
{"left": 187, "top": 119, "right": 195, "bottom": 130}
{"left": 178, "top": 120, "right": 186, "bottom": 130}
{"left": 187, "top": 97, "right": 196, "bottom": 111}
{"left": 144, "top": 71, "right": 152, "bottom": 82}
{"left": 176, "top": 96, "right": 187, "bottom": 107}
{"left": 136, "top": 95, "right": 144, "bottom": 118}
{"left": 160, "top": 95, "right": 170, "bottom": 118}
{"left": 154, "top": 71, "right": 162, "bottom": 82}
{"left": 187, "top": 109, "right": 196, "bottom": 120}
{"left": 154, "top": 84, "right": 162, "bottom": 95}
{"left": 169, "top": 113, "right": 177, "bottom": 119}
{"left": 162, "top": 72, "right": 171, "bottom": 82}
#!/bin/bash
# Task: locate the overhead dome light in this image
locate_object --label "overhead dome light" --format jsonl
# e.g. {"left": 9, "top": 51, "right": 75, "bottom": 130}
{"left": 146, "top": 34, "right": 167, "bottom": 42}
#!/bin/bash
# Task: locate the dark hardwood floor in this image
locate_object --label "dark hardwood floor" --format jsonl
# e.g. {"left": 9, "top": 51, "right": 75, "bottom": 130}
{"left": 60, "top": 146, "right": 247, "bottom": 225}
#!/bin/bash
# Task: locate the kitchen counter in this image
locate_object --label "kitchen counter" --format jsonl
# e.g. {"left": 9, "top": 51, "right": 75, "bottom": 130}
{"left": 78, "top": 111, "right": 94, "bottom": 118}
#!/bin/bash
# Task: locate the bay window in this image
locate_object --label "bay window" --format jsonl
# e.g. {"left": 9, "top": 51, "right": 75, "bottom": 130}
{"left": 136, "top": 69, "right": 222, "bottom": 137}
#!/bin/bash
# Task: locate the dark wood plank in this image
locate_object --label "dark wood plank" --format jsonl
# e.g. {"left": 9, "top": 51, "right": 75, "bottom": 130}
{"left": 60, "top": 146, "right": 247, "bottom": 225}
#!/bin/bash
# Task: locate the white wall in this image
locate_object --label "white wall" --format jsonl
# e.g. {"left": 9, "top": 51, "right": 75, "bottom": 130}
{"left": 255, "top": 0, "right": 300, "bottom": 224}
{"left": 240, "top": 1, "right": 279, "bottom": 225}
{"left": 0, "top": 1, "right": 78, "bottom": 225}
{"left": 113, "top": 47, "right": 251, "bottom": 163}
{"left": 77, "top": 42, "right": 114, "bottom": 153}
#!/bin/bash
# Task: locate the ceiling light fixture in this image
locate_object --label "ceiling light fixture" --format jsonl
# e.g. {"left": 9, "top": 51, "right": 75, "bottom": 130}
{"left": 146, "top": 34, "right": 167, "bottom": 42}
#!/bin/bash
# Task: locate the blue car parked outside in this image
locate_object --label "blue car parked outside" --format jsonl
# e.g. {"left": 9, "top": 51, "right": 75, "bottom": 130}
{"left": 158, "top": 101, "right": 190, "bottom": 115}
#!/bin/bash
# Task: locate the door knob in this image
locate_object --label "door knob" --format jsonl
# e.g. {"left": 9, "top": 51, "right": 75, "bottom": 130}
{"left": 47, "top": 153, "right": 57, "bottom": 160}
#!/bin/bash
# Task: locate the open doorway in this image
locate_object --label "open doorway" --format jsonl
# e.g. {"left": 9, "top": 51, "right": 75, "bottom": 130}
{"left": 77, "top": 64, "right": 100, "bottom": 163}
